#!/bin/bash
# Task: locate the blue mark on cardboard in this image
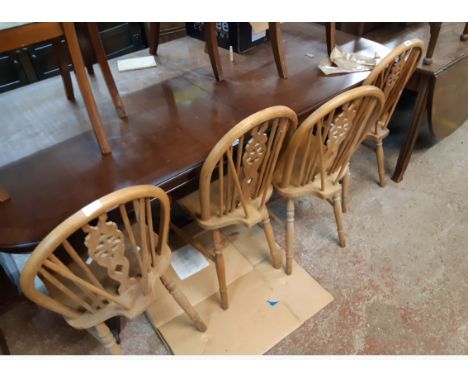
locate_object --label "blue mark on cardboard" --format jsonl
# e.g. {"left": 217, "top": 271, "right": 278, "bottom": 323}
{"left": 267, "top": 300, "right": 279, "bottom": 307}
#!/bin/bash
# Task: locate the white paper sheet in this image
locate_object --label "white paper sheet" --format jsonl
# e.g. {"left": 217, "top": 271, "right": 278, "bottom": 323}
{"left": 171, "top": 245, "right": 210, "bottom": 280}
{"left": 117, "top": 56, "right": 157, "bottom": 72}
{"left": 319, "top": 46, "right": 380, "bottom": 75}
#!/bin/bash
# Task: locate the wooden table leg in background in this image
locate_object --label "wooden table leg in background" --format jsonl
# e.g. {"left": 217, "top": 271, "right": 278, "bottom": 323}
{"left": 461, "top": 22, "right": 468, "bottom": 41}
{"left": 0, "top": 328, "right": 10, "bottom": 355}
{"left": 392, "top": 76, "right": 430, "bottom": 183}
{"left": 326, "top": 22, "right": 336, "bottom": 56}
{"left": 62, "top": 22, "right": 111, "bottom": 155}
{"left": 53, "top": 37, "right": 75, "bottom": 101}
{"left": 76, "top": 23, "right": 96, "bottom": 76}
{"left": 204, "top": 22, "right": 224, "bottom": 82}
{"left": 106, "top": 316, "right": 122, "bottom": 344}
{"left": 269, "top": 22, "right": 288, "bottom": 79}
{"left": 87, "top": 23, "right": 127, "bottom": 120}
{"left": 0, "top": 186, "right": 10, "bottom": 203}
{"left": 148, "top": 22, "right": 161, "bottom": 55}
{"left": 423, "top": 22, "right": 442, "bottom": 65}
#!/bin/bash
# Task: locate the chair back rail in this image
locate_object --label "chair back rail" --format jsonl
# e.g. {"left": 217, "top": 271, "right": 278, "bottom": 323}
{"left": 20, "top": 185, "right": 170, "bottom": 323}
{"left": 363, "top": 39, "right": 424, "bottom": 133}
{"left": 199, "top": 106, "right": 298, "bottom": 221}
{"left": 278, "top": 86, "right": 385, "bottom": 190}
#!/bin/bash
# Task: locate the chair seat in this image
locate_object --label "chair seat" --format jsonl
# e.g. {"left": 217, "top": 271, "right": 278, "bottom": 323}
{"left": 273, "top": 149, "right": 345, "bottom": 200}
{"left": 274, "top": 172, "right": 342, "bottom": 200}
{"left": 365, "top": 119, "right": 390, "bottom": 141}
{"left": 178, "top": 178, "right": 273, "bottom": 230}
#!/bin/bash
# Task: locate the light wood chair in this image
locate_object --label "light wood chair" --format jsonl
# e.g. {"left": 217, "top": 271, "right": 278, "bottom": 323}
{"left": 19, "top": 185, "right": 206, "bottom": 355}
{"left": 274, "top": 86, "right": 385, "bottom": 274}
{"left": 362, "top": 39, "right": 424, "bottom": 186}
{"left": 176, "top": 106, "right": 298, "bottom": 309}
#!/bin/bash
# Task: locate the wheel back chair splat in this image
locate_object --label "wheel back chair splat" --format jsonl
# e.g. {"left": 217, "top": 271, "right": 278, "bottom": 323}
{"left": 362, "top": 39, "right": 424, "bottom": 187}
{"left": 274, "top": 86, "right": 385, "bottom": 275}
{"left": 176, "top": 106, "right": 298, "bottom": 309}
{"left": 20, "top": 185, "right": 206, "bottom": 355}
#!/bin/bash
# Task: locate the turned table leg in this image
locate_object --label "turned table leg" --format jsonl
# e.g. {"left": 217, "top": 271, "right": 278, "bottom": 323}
{"left": 87, "top": 22, "right": 127, "bottom": 119}
{"left": 204, "top": 22, "right": 224, "bottom": 82}
{"left": 148, "top": 22, "right": 161, "bottom": 55}
{"left": 392, "top": 75, "right": 430, "bottom": 183}
{"left": 0, "top": 186, "right": 10, "bottom": 203}
{"left": 105, "top": 316, "right": 122, "bottom": 344}
{"left": 423, "top": 22, "right": 442, "bottom": 65}
{"left": 62, "top": 22, "right": 111, "bottom": 155}
{"left": 326, "top": 22, "right": 336, "bottom": 56}
{"left": 461, "top": 22, "right": 468, "bottom": 41}
{"left": 53, "top": 37, "right": 75, "bottom": 101}
{"left": 269, "top": 22, "right": 288, "bottom": 79}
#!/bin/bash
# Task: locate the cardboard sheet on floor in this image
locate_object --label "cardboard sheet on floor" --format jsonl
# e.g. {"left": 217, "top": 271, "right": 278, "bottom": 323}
{"left": 146, "top": 226, "right": 334, "bottom": 354}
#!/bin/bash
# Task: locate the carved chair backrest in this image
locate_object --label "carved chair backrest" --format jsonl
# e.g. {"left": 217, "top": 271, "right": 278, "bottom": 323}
{"left": 20, "top": 185, "right": 170, "bottom": 323}
{"left": 277, "top": 86, "right": 384, "bottom": 191}
{"left": 199, "top": 106, "right": 298, "bottom": 221}
{"left": 363, "top": 39, "right": 424, "bottom": 133}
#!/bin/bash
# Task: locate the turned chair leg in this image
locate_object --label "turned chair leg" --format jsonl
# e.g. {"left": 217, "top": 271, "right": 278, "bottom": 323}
{"left": 212, "top": 230, "right": 229, "bottom": 309}
{"left": 285, "top": 198, "right": 295, "bottom": 275}
{"left": 262, "top": 211, "right": 282, "bottom": 269}
{"left": 160, "top": 271, "right": 207, "bottom": 332}
{"left": 376, "top": 139, "right": 386, "bottom": 187}
{"left": 92, "top": 323, "right": 123, "bottom": 355}
{"left": 332, "top": 194, "right": 346, "bottom": 248}
{"left": 342, "top": 167, "right": 350, "bottom": 213}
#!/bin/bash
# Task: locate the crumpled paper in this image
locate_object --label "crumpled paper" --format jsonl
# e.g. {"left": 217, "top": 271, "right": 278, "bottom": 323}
{"left": 319, "top": 46, "right": 380, "bottom": 75}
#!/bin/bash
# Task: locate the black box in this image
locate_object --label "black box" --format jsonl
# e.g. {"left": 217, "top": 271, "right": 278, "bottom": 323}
{"left": 185, "top": 22, "right": 268, "bottom": 53}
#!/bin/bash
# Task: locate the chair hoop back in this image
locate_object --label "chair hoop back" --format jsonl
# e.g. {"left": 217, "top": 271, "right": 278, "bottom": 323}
{"left": 363, "top": 38, "right": 424, "bottom": 131}
{"left": 199, "top": 106, "right": 298, "bottom": 221}
{"left": 278, "top": 86, "right": 385, "bottom": 190}
{"left": 20, "top": 185, "right": 171, "bottom": 326}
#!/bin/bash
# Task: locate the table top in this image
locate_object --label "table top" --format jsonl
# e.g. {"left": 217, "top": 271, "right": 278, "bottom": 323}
{"left": 0, "top": 22, "right": 63, "bottom": 52}
{"left": 0, "top": 22, "right": 32, "bottom": 31}
{"left": 365, "top": 22, "right": 468, "bottom": 76}
{"left": 0, "top": 22, "right": 391, "bottom": 253}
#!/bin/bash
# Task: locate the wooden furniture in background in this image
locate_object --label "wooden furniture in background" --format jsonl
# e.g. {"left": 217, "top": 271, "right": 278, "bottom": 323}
{"left": 363, "top": 39, "right": 423, "bottom": 186}
{"left": 326, "top": 22, "right": 337, "bottom": 56}
{"left": 0, "top": 23, "right": 391, "bottom": 254}
{"left": 44, "top": 23, "right": 128, "bottom": 119}
{"left": 423, "top": 22, "right": 468, "bottom": 65}
{"left": 0, "top": 328, "right": 10, "bottom": 355}
{"left": 0, "top": 23, "right": 112, "bottom": 155}
{"left": 274, "top": 86, "right": 384, "bottom": 274}
{"left": 0, "top": 187, "right": 10, "bottom": 202}
{"left": 176, "top": 106, "right": 298, "bottom": 308}
{"left": 85, "top": 23, "right": 127, "bottom": 119}
{"left": 147, "top": 22, "right": 336, "bottom": 81}
{"left": 19, "top": 185, "right": 206, "bottom": 355}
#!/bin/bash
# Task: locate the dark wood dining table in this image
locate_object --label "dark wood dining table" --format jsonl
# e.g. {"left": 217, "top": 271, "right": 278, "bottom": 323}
{"left": 0, "top": 22, "right": 112, "bottom": 155}
{"left": 0, "top": 23, "right": 391, "bottom": 254}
